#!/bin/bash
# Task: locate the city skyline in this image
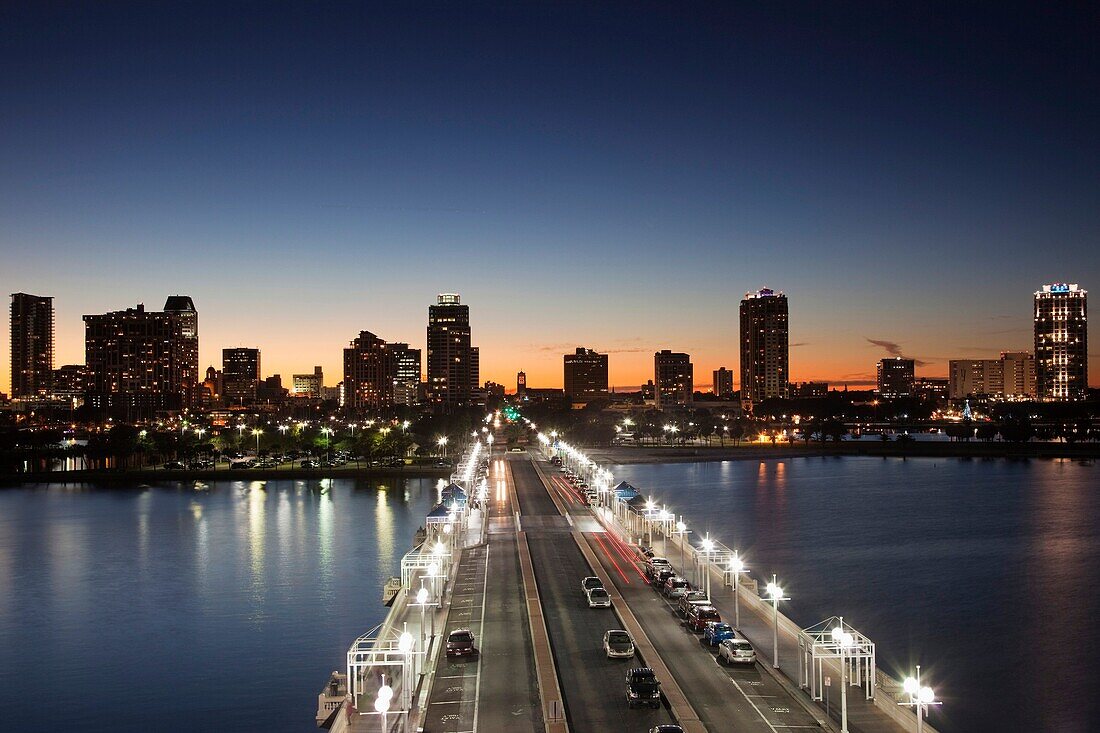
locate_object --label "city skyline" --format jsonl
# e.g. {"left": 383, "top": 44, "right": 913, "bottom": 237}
{"left": 0, "top": 282, "right": 1094, "bottom": 396}
{"left": 2, "top": 3, "right": 1098, "bottom": 395}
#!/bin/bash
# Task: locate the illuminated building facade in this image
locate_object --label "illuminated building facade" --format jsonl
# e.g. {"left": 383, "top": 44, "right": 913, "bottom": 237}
{"left": 877, "top": 358, "right": 915, "bottom": 399}
{"left": 654, "top": 350, "right": 693, "bottom": 409}
{"left": 564, "top": 347, "right": 609, "bottom": 404}
{"left": 391, "top": 342, "right": 422, "bottom": 406}
{"left": 343, "top": 330, "right": 396, "bottom": 412}
{"left": 1034, "top": 283, "right": 1087, "bottom": 401}
{"left": 740, "top": 288, "right": 789, "bottom": 408}
{"left": 222, "top": 348, "right": 261, "bottom": 405}
{"left": 426, "top": 293, "right": 479, "bottom": 407}
{"left": 10, "top": 293, "right": 54, "bottom": 398}
{"left": 712, "top": 367, "right": 734, "bottom": 398}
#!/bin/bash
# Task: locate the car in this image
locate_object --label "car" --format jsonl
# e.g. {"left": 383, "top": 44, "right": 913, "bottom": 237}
{"left": 164, "top": 461, "right": 185, "bottom": 470}
{"left": 300, "top": 460, "right": 317, "bottom": 469}
{"left": 509, "top": 447, "right": 524, "bottom": 453}
{"left": 651, "top": 568, "right": 675, "bottom": 588}
{"left": 644, "top": 557, "right": 671, "bottom": 580}
{"left": 718, "top": 637, "right": 757, "bottom": 665}
{"left": 586, "top": 587, "right": 611, "bottom": 608}
{"left": 677, "top": 591, "right": 710, "bottom": 617}
{"left": 649, "top": 727, "right": 684, "bottom": 733}
{"left": 686, "top": 604, "right": 721, "bottom": 632}
{"left": 445, "top": 628, "right": 476, "bottom": 658}
{"left": 625, "top": 667, "right": 662, "bottom": 709}
{"left": 702, "top": 621, "right": 736, "bottom": 646}
{"left": 661, "top": 576, "right": 691, "bottom": 598}
{"left": 581, "top": 576, "right": 603, "bottom": 594}
{"left": 603, "top": 629, "right": 635, "bottom": 659}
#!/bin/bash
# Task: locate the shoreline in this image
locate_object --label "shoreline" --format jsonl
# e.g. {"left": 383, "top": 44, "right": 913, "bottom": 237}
{"left": 0, "top": 465, "right": 451, "bottom": 487}
{"left": 587, "top": 441, "right": 1100, "bottom": 464}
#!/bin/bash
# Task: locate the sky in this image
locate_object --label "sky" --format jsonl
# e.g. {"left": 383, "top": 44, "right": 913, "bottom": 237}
{"left": 2, "top": 1, "right": 1097, "bottom": 394}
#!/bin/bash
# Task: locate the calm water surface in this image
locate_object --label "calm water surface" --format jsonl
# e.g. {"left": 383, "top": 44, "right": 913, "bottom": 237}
{"left": 611, "top": 457, "right": 1100, "bottom": 733}
{"left": 0, "top": 478, "right": 437, "bottom": 732}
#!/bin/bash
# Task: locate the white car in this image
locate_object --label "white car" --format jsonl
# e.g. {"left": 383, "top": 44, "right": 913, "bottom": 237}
{"left": 603, "top": 629, "right": 635, "bottom": 658}
{"left": 586, "top": 587, "right": 611, "bottom": 608}
{"left": 718, "top": 637, "right": 757, "bottom": 665}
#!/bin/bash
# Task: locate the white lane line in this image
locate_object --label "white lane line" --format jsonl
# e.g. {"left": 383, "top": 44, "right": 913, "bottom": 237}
{"left": 471, "top": 542, "right": 490, "bottom": 732}
{"left": 565, "top": 514, "right": 574, "bottom": 527}
{"left": 727, "top": 674, "right": 782, "bottom": 733}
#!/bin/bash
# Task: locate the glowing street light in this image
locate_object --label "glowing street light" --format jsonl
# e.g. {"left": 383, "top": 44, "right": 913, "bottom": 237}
{"left": 729, "top": 554, "right": 747, "bottom": 629}
{"left": 437, "top": 436, "right": 448, "bottom": 458}
{"left": 672, "top": 520, "right": 690, "bottom": 576}
{"left": 832, "top": 623, "right": 855, "bottom": 732}
{"left": 251, "top": 427, "right": 263, "bottom": 455}
{"left": 374, "top": 675, "right": 392, "bottom": 733}
{"left": 899, "top": 666, "right": 940, "bottom": 733}
{"left": 765, "top": 576, "right": 790, "bottom": 669}
{"left": 699, "top": 536, "right": 715, "bottom": 599}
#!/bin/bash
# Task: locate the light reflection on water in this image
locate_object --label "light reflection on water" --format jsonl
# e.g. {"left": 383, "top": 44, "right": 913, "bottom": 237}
{"left": 0, "top": 478, "right": 436, "bottom": 732}
{"left": 612, "top": 457, "right": 1100, "bottom": 733}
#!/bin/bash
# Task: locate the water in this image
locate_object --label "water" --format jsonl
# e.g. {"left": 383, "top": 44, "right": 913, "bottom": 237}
{"left": 0, "top": 478, "right": 438, "bottom": 732}
{"left": 611, "top": 457, "right": 1100, "bottom": 733}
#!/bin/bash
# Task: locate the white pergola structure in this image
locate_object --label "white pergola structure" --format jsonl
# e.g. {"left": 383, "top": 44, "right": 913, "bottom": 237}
{"left": 346, "top": 623, "right": 418, "bottom": 724}
{"left": 399, "top": 540, "right": 452, "bottom": 595}
{"left": 798, "top": 616, "right": 877, "bottom": 702}
{"left": 425, "top": 503, "right": 463, "bottom": 552}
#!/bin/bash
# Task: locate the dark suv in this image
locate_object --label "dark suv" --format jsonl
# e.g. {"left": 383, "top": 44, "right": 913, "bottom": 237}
{"left": 625, "top": 667, "right": 662, "bottom": 709}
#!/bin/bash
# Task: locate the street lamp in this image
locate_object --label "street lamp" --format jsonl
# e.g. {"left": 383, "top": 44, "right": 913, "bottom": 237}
{"left": 415, "top": 586, "right": 430, "bottom": 652}
{"left": 765, "top": 575, "right": 789, "bottom": 669}
{"left": 321, "top": 426, "right": 333, "bottom": 460}
{"left": 374, "top": 675, "right": 392, "bottom": 733}
{"left": 437, "top": 436, "right": 448, "bottom": 458}
{"left": 699, "top": 537, "right": 715, "bottom": 599}
{"left": 899, "top": 666, "right": 940, "bottom": 733}
{"left": 486, "top": 433, "right": 494, "bottom": 457}
{"left": 348, "top": 423, "right": 357, "bottom": 437}
{"left": 644, "top": 500, "right": 655, "bottom": 546}
{"left": 672, "top": 520, "right": 690, "bottom": 576}
{"left": 729, "top": 554, "right": 746, "bottom": 629}
{"left": 832, "top": 623, "right": 855, "bottom": 733}
{"left": 252, "top": 428, "right": 263, "bottom": 456}
{"left": 398, "top": 630, "right": 414, "bottom": 705}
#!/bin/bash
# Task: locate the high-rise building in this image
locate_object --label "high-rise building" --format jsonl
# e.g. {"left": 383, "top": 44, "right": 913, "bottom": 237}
{"left": 222, "top": 348, "right": 261, "bottom": 405}
{"left": 51, "top": 364, "right": 86, "bottom": 403}
{"left": 83, "top": 303, "right": 187, "bottom": 417}
{"left": 913, "top": 377, "right": 949, "bottom": 402}
{"left": 343, "top": 331, "right": 396, "bottom": 412}
{"left": 654, "top": 350, "right": 693, "bottom": 409}
{"left": 391, "top": 342, "right": 422, "bottom": 406}
{"left": 10, "top": 293, "right": 54, "bottom": 398}
{"left": 1000, "top": 351, "right": 1036, "bottom": 399}
{"left": 740, "top": 288, "right": 789, "bottom": 408}
{"left": 292, "top": 366, "right": 324, "bottom": 398}
{"left": 564, "top": 347, "right": 609, "bottom": 404}
{"left": 517, "top": 371, "right": 527, "bottom": 397}
{"left": 162, "top": 296, "right": 198, "bottom": 403}
{"left": 713, "top": 367, "right": 734, "bottom": 398}
{"left": 877, "top": 358, "right": 915, "bottom": 399}
{"left": 949, "top": 359, "right": 1003, "bottom": 399}
{"left": 1034, "top": 283, "right": 1088, "bottom": 401}
{"left": 427, "top": 293, "right": 478, "bottom": 407}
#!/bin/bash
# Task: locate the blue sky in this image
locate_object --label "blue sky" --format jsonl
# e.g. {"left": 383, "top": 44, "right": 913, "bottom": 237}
{"left": 2, "top": 2, "right": 1096, "bottom": 391}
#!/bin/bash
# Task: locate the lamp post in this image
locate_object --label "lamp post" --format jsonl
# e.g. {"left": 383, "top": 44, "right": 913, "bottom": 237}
{"left": 699, "top": 537, "right": 715, "bottom": 599}
{"left": 415, "top": 586, "right": 430, "bottom": 652}
{"left": 374, "top": 675, "right": 392, "bottom": 733}
{"left": 765, "top": 576, "right": 789, "bottom": 669}
{"left": 321, "top": 426, "right": 333, "bottom": 461}
{"left": 398, "top": 629, "right": 414, "bottom": 705}
{"left": 645, "top": 500, "right": 655, "bottom": 546}
{"left": 437, "top": 436, "right": 448, "bottom": 458}
{"left": 672, "top": 520, "right": 690, "bottom": 576}
{"left": 899, "top": 666, "right": 940, "bottom": 733}
{"left": 729, "top": 554, "right": 746, "bottom": 629}
{"left": 832, "top": 622, "right": 854, "bottom": 733}
{"left": 252, "top": 427, "right": 263, "bottom": 456}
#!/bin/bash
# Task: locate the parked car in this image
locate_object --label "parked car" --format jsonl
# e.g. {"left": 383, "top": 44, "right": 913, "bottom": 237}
{"left": 586, "top": 587, "right": 611, "bottom": 608}
{"left": 677, "top": 591, "right": 710, "bottom": 617}
{"left": 581, "top": 576, "right": 603, "bottom": 594}
{"left": 702, "top": 621, "right": 736, "bottom": 646}
{"left": 509, "top": 447, "right": 524, "bottom": 453}
{"left": 651, "top": 568, "right": 675, "bottom": 588}
{"left": 718, "top": 637, "right": 757, "bottom": 665}
{"left": 661, "top": 576, "right": 691, "bottom": 598}
{"left": 603, "top": 629, "right": 635, "bottom": 659}
{"left": 300, "top": 460, "right": 317, "bottom": 469}
{"left": 445, "top": 628, "right": 477, "bottom": 658}
{"left": 644, "top": 557, "right": 671, "bottom": 580}
{"left": 625, "top": 668, "right": 662, "bottom": 709}
{"left": 164, "top": 461, "right": 185, "bottom": 470}
{"left": 649, "top": 727, "right": 684, "bottom": 733}
{"left": 686, "top": 604, "right": 721, "bottom": 632}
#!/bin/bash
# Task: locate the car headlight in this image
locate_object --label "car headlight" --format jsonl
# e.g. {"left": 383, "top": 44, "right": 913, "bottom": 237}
{"left": 629, "top": 691, "right": 639, "bottom": 698}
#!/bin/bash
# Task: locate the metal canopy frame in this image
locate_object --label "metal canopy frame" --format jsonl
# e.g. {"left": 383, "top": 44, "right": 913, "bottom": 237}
{"left": 399, "top": 541, "right": 452, "bottom": 594}
{"left": 346, "top": 623, "right": 417, "bottom": 718}
{"left": 798, "top": 616, "right": 877, "bottom": 701}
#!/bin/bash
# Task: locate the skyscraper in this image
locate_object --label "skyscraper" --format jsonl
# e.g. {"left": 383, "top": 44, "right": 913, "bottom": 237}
{"left": 740, "top": 288, "right": 789, "bottom": 408}
{"left": 1034, "top": 283, "right": 1088, "bottom": 401}
{"left": 391, "top": 342, "right": 422, "bottom": 406}
{"left": 83, "top": 303, "right": 187, "bottom": 418}
{"left": 654, "top": 350, "right": 693, "bottom": 409}
{"left": 163, "top": 296, "right": 198, "bottom": 404}
{"left": 877, "top": 358, "right": 915, "bottom": 399}
{"left": 1000, "top": 351, "right": 1036, "bottom": 399}
{"left": 222, "top": 348, "right": 261, "bottom": 405}
{"left": 343, "top": 331, "right": 396, "bottom": 412}
{"left": 10, "top": 293, "right": 54, "bottom": 398}
{"left": 712, "top": 367, "right": 734, "bottom": 398}
{"left": 564, "top": 347, "right": 609, "bottom": 404}
{"left": 426, "top": 293, "right": 478, "bottom": 407}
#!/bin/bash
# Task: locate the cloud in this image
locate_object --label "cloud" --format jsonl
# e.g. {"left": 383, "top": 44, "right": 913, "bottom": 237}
{"left": 790, "top": 342, "right": 810, "bottom": 347}
{"left": 865, "top": 338, "right": 928, "bottom": 367}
